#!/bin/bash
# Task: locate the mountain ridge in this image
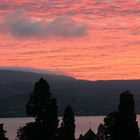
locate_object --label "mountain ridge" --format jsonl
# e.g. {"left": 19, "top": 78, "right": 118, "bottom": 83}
{"left": 0, "top": 70, "right": 140, "bottom": 117}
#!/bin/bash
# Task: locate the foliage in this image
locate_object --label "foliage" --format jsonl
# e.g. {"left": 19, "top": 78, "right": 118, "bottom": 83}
{"left": 26, "top": 78, "right": 51, "bottom": 122}
{"left": 117, "top": 91, "right": 140, "bottom": 140}
{"left": 17, "top": 78, "right": 58, "bottom": 140}
{"left": 58, "top": 105, "right": 75, "bottom": 140}
{"left": 97, "top": 91, "right": 140, "bottom": 140}
{"left": 17, "top": 122, "right": 56, "bottom": 140}
{"left": 0, "top": 123, "right": 8, "bottom": 140}
{"left": 98, "top": 111, "right": 119, "bottom": 140}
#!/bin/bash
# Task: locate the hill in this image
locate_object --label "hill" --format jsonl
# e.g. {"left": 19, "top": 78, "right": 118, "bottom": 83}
{"left": 0, "top": 70, "right": 140, "bottom": 117}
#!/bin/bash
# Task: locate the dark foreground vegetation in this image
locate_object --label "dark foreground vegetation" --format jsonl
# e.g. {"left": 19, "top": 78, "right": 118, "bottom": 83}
{"left": 0, "top": 78, "right": 140, "bottom": 140}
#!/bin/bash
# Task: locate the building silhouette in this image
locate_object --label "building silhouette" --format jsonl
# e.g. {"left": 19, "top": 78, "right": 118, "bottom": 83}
{"left": 78, "top": 129, "right": 97, "bottom": 140}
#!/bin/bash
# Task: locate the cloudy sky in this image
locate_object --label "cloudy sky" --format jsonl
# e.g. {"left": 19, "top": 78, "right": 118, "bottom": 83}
{"left": 0, "top": 0, "right": 140, "bottom": 81}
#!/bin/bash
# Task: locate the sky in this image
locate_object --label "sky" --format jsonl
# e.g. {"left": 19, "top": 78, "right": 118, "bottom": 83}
{"left": 0, "top": 0, "right": 140, "bottom": 81}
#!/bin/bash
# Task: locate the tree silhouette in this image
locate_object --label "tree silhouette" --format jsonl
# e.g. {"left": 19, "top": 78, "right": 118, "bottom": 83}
{"left": 97, "top": 91, "right": 140, "bottom": 140}
{"left": 58, "top": 105, "right": 75, "bottom": 140}
{"left": 17, "top": 122, "right": 55, "bottom": 140}
{"left": 17, "top": 123, "right": 38, "bottom": 140}
{"left": 26, "top": 78, "right": 51, "bottom": 122}
{"left": 117, "top": 91, "right": 140, "bottom": 140}
{"left": 0, "top": 123, "right": 8, "bottom": 140}
{"left": 17, "top": 78, "right": 58, "bottom": 140}
{"left": 97, "top": 111, "right": 119, "bottom": 140}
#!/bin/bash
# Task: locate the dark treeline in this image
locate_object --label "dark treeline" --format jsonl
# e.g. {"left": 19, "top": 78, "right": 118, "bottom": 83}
{"left": 0, "top": 78, "right": 140, "bottom": 140}
{"left": 16, "top": 78, "right": 75, "bottom": 140}
{"left": 97, "top": 91, "right": 140, "bottom": 140}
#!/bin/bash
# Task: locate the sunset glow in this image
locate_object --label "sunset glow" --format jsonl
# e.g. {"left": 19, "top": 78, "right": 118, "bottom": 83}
{"left": 0, "top": 0, "right": 140, "bottom": 81}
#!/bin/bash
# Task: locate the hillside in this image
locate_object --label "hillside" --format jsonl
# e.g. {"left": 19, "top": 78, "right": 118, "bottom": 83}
{"left": 0, "top": 70, "right": 140, "bottom": 117}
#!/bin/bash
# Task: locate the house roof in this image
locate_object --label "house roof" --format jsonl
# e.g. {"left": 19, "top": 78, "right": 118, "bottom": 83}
{"left": 78, "top": 129, "right": 97, "bottom": 140}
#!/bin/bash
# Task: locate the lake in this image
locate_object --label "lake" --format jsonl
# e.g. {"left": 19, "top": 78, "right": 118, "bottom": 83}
{"left": 1, "top": 115, "right": 140, "bottom": 140}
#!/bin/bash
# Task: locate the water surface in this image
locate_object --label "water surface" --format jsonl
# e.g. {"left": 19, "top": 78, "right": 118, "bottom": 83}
{"left": 1, "top": 116, "right": 140, "bottom": 140}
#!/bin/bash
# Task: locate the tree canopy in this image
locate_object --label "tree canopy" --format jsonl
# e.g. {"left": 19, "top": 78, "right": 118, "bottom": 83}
{"left": 0, "top": 123, "right": 8, "bottom": 140}
{"left": 58, "top": 105, "right": 75, "bottom": 140}
{"left": 17, "top": 78, "right": 58, "bottom": 140}
{"left": 97, "top": 91, "right": 140, "bottom": 140}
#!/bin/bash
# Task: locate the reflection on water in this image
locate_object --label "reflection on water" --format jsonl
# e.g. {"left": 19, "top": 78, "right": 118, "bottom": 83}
{"left": 0, "top": 116, "right": 140, "bottom": 140}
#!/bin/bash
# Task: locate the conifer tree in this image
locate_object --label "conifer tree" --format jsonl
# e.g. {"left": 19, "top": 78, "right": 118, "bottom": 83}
{"left": 97, "top": 91, "right": 140, "bottom": 140}
{"left": 117, "top": 91, "right": 140, "bottom": 140}
{"left": 26, "top": 78, "right": 51, "bottom": 122}
{"left": 17, "top": 78, "right": 58, "bottom": 140}
{"left": 59, "top": 105, "right": 75, "bottom": 140}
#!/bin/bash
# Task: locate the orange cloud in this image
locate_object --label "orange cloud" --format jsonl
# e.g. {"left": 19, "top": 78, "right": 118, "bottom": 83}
{"left": 0, "top": 0, "right": 140, "bottom": 81}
